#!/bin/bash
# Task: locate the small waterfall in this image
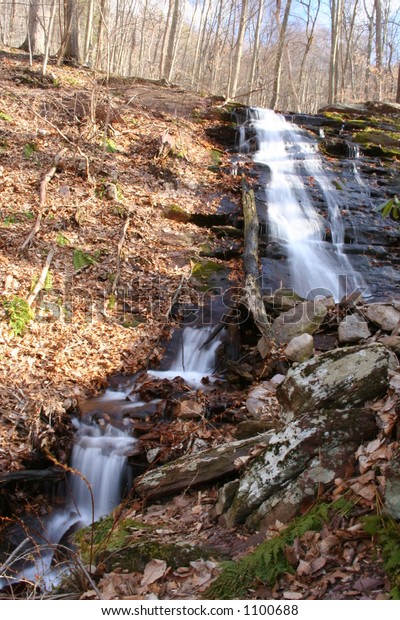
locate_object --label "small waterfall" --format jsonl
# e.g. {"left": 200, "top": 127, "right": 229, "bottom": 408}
{"left": 0, "top": 326, "right": 220, "bottom": 591}
{"left": 149, "top": 325, "right": 221, "bottom": 387}
{"left": 246, "top": 108, "right": 364, "bottom": 300}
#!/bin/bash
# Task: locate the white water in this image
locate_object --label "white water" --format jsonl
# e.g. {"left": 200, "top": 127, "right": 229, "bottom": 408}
{"left": 0, "top": 326, "right": 220, "bottom": 591}
{"left": 248, "top": 108, "right": 364, "bottom": 300}
{"left": 149, "top": 325, "right": 221, "bottom": 388}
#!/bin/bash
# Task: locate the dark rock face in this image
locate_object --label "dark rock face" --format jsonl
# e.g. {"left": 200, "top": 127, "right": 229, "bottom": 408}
{"left": 246, "top": 108, "right": 400, "bottom": 301}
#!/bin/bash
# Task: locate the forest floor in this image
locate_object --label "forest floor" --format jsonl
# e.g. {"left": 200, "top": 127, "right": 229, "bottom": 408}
{"left": 0, "top": 49, "right": 398, "bottom": 601}
{"left": 0, "top": 48, "right": 242, "bottom": 472}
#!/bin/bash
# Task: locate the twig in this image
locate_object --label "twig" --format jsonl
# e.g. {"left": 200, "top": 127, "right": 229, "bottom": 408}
{"left": 0, "top": 537, "right": 30, "bottom": 575}
{"left": 111, "top": 210, "right": 131, "bottom": 294}
{"left": 20, "top": 149, "right": 66, "bottom": 252}
{"left": 74, "top": 555, "right": 103, "bottom": 600}
{"left": 166, "top": 273, "right": 187, "bottom": 321}
{"left": 27, "top": 249, "right": 55, "bottom": 307}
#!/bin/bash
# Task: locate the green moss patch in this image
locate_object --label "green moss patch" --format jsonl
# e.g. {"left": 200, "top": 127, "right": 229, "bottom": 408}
{"left": 205, "top": 498, "right": 353, "bottom": 600}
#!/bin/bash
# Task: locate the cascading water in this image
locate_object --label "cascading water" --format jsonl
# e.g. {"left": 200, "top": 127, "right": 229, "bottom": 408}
{"left": 245, "top": 108, "right": 364, "bottom": 300}
{"left": 0, "top": 326, "right": 221, "bottom": 591}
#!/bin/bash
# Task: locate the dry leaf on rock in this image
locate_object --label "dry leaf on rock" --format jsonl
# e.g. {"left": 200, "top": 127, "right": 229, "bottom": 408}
{"left": 141, "top": 559, "right": 168, "bottom": 587}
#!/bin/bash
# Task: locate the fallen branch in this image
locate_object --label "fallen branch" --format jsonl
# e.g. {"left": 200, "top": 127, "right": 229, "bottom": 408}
{"left": 242, "top": 178, "right": 273, "bottom": 356}
{"left": 20, "top": 149, "right": 66, "bottom": 252}
{"left": 27, "top": 249, "right": 55, "bottom": 307}
{"left": 111, "top": 211, "right": 131, "bottom": 294}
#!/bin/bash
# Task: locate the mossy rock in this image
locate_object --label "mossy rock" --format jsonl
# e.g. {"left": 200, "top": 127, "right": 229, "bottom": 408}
{"left": 191, "top": 259, "right": 227, "bottom": 290}
{"left": 74, "top": 515, "right": 153, "bottom": 563}
{"left": 353, "top": 129, "right": 400, "bottom": 158}
{"left": 163, "top": 204, "right": 190, "bottom": 223}
{"left": 100, "top": 540, "right": 211, "bottom": 573}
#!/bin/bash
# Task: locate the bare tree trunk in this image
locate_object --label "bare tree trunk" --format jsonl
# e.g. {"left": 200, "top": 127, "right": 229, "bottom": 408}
{"left": 164, "top": 0, "right": 182, "bottom": 82}
{"left": 84, "top": 0, "right": 95, "bottom": 64}
{"left": 64, "top": 0, "right": 80, "bottom": 61}
{"left": 229, "top": 0, "right": 249, "bottom": 99}
{"left": 42, "top": 0, "right": 57, "bottom": 75}
{"left": 191, "top": 0, "right": 210, "bottom": 87}
{"left": 396, "top": 64, "right": 400, "bottom": 103}
{"left": 328, "top": 0, "right": 343, "bottom": 104}
{"left": 20, "top": 0, "right": 41, "bottom": 53}
{"left": 247, "top": 0, "right": 263, "bottom": 104}
{"left": 159, "top": 0, "right": 173, "bottom": 78}
{"left": 270, "top": 0, "right": 292, "bottom": 110}
{"left": 374, "top": 0, "right": 383, "bottom": 99}
{"left": 364, "top": 0, "right": 375, "bottom": 99}
{"left": 297, "top": 0, "right": 320, "bottom": 111}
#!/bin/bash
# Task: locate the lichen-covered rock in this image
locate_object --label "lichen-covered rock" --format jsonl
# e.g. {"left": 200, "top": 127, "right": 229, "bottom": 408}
{"left": 366, "top": 303, "right": 400, "bottom": 332}
{"left": 224, "top": 407, "right": 376, "bottom": 527}
{"left": 378, "top": 335, "right": 400, "bottom": 354}
{"left": 277, "top": 343, "right": 390, "bottom": 416}
{"left": 272, "top": 301, "right": 327, "bottom": 344}
{"left": 284, "top": 333, "right": 314, "bottom": 362}
{"left": 338, "top": 313, "right": 371, "bottom": 343}
{"left": 245, "top": 444, "right": 358, "bottom": 531}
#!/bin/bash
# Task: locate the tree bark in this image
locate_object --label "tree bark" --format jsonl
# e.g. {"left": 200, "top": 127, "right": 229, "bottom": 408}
{"left": 247, "top": 0, "right": 263, "bottom": 104}
{"left": 270, "top": 0, "right": 293, "bottom": 110}
{"left": 163, "top": 0, "right": 181, "bottom": 82}
{"left": 64, "top": 0, "right": 80, "bottom": 62}
{"left": 20, "top": 0, "right": 41, "bottom": 54}
{"left": 397, "top": 64, "right": 400, "bottom": 103}
{"left": 135, "top": 432, "right": 272, "bottom": 500}
{"left": 242, "top": 181, "right": 273, "bottom": 352}
{"left": 229, "top": 0, "right": 248, "bottom": 100}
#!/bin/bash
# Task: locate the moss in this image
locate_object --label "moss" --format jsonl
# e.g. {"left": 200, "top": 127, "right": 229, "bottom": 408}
{"left": 191, "top": 259, "right": 227, "bottom": 291}
{"left": 205, "top": 498, "right": 353, "bottom": 599}
{"left": 75, "top": 515, "right": 152, "bottom": 563}
{"left": 163, "top": 204, "right": 190, "bottom": 223}
{"left": 100, "top": 540, "right": 210, "bottom": 573}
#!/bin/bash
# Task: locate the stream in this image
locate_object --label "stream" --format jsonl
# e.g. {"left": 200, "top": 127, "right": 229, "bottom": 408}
{"left": 0, "top": 107, "right": 387, "bottom": 593}
{"left": 0, "top": 326, "right": 222, "bottom": 591}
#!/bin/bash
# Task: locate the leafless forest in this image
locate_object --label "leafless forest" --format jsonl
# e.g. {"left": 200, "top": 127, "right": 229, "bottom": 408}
{"left": 1, "top": 0, "right": 399, "bottom": 112}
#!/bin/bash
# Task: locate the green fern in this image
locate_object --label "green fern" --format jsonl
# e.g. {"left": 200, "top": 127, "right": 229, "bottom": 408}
{"left": 205, "top": 498, "right": 352, "bottom": 600}
{"left": 4, "top": 297, "right": 34, "bottom": 336}
{"left": 362, "top": 514, "right": 400, "bottom": 599}
{"left": 73, "top": 248, "right": 98, "bottom": 271}
{"left": 56, "top": 233, "right": 71, "bottom": 247}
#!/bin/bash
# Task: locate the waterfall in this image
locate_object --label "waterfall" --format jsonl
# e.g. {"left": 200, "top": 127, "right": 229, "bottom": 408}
{"left": 246, "top": 108, "right": 364, "bottom": 301}
{"left": 0, "top": 326, "right": 220, "bottom": 591}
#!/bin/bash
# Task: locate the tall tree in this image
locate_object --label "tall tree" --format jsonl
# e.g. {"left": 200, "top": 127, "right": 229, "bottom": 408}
{"left": 20, "top": 0, "right": 42, "bottom": 54}
{"left": 270, "top": 0, "right": 293, "bottom": 109}
{"left": 163, "top": 0, "right": 182, "bottom": 81}
{"left": 229, "top": 0, "right": 249, "bottom": 99}
{"left": 328, "top": 0, "right": 344, "bottom": 103}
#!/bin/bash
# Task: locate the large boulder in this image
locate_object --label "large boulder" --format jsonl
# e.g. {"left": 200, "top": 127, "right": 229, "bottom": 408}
{"left": 271, "top": 301, "right": 327, "bottom": 344}
{"left": 224, "top": 407, "right": 377, "bottom": 527}
{"left": 277, "top": 343, "right": 390, "bottom": 416}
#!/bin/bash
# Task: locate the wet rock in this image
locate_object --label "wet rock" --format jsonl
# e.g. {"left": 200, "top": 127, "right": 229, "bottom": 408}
{"left": 366, "top": 303, "right": 400, "bottom": 332}
{"left": 277, "top": 343, "right": 390, "bottom": 416}
{"left": 384, "top": 446, "right": 400, "bottom": 519}
{"left": 284, "top": 333, "right": 314, "bottom": 362}
{"left": 338, "top": 313, "right": 371, "bottom": 343}
{"left": 271, "top": 301, "right": 327, "bottom": 344}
